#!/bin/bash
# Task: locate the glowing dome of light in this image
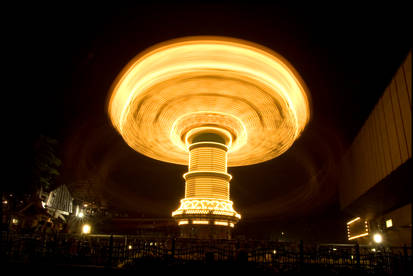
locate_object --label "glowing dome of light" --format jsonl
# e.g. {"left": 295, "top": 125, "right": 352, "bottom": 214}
{"left": 108, "top": 36, "right": 311, "bottom": 167}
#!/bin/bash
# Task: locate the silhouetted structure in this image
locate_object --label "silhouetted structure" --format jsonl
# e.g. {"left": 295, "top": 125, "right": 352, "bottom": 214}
{"left": 339, "top": 51, "right": 411, "bottom": 246}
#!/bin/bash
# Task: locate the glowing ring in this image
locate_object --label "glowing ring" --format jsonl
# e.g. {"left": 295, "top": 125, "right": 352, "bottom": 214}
{"left": 108, "top": 36, "right": 310, "bottom": 166}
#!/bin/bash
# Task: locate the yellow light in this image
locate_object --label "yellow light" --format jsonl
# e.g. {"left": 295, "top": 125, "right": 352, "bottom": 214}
{"left": 178, "top": 220, "right": 189, "bottom": 225}
{"left": 347, "top": 217, "right": 361, "bottom": 225}
{"left": 386, "top": 219, "right": 393, "bottom": 228}
{"left": 373, "top": 233, "right": 382, "bottom": 243}
{"left": 193, "top": 220, "right": 209, "bottom": 225}
{"left": 108, "top": 36, "right": 311, "bottom": 232}
{"left": 82, "top": 224, "right": 91, "bottom": 234}
{"left": 108, "top": 36, "right": 310, "bottom": 167}
{"left": 214, "top": 221, "right": 229, "bottom": 226}
{"left": 128, "top": 245, "right": 132, "bottom": 250}
{"left": 347, "top": 217, "right": 369, "bottom": 240}
{"left": 348, "top": 233, "right": 369, "bottom": 240}
{"left": 12, "top": 218, "right": 18, "bottom": 225}
{"left": 172, "top": 198, "right": 240, "bottom": 218}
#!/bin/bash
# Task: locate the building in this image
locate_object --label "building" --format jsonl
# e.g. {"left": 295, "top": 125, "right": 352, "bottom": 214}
{"left": 45, "top": 184, "right": 73, "bottom": 220}
{"left": 339, "top": 51, "right": 411, "bottom": 246}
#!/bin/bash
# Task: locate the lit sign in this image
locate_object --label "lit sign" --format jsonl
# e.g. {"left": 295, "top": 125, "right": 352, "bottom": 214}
{"left": 347, "top": 217, "right": 369, "bottom": 240}
{"left": 385, "top": 219, "right": 393, "bottom": 228}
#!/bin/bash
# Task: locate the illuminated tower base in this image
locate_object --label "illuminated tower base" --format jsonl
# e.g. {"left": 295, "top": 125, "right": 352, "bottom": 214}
{"left": 172, "top": 127, "right": 241, "bottom": 239}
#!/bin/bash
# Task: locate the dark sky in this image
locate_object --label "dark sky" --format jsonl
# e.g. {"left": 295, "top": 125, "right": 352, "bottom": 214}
{"left": 4, "top": 2, "right": 411, "bottom": 240}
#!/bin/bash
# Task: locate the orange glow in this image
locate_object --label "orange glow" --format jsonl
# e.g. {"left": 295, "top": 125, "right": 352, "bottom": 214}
{"left": 172, "top": 131, "right": 240, "bottom": 223}
{"left": 108, "top": 36, "right": 311, "bottom": 167}
{"left": 214, "top": 221, "right": 229, "bottom": 226}
{"left": 193, "top": 220, "right": 209, "bottom": 225}
{"left": 108, "top": 36, "right": 311, "bottom": 232}
{"left": 348, "top": 233, "right": 369, "bottom": 240}
{"left": 347, "top": 217, "right": 361, "bottom": 225}
{"left": 347, "top": 217, "right": 369, "bottom": 240}
{"left": 172, "top": 198, "right": 240, "bottom": 219}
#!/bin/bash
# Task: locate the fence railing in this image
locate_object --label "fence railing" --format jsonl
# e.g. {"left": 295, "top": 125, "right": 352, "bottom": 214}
{"left": 1, "top": 231, "right": 411, "bottom": 274}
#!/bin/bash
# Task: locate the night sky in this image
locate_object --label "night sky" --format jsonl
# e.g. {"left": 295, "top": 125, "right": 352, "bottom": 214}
{"left": 4, "top": 2, "right": 411, "bottom": 241}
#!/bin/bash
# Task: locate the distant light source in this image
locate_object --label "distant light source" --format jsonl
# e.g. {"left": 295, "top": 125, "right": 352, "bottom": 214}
{"left": 347, "top": 217, "right": 369, "bottom": 240}
{"left": 78, "top": 212, "right": 84, "bottom": 218}
{"left": 373, "top": 233, "right": 382, "bottom": 243}
{"left": 193, "top": 220, "right": 209, "bottom": 225}
{"left": 128, "top": 245, "right": 132, "bottom": 250}
{"left": 214, "top": 221, "right": 229, "bottom": 226}
{"left": 12, "top": 218, "right": 18, "bottom": 225}
{"left": 386, "top": 219, "right": 393, "bottom": 228}
{"left": 82, "top": 224, "right": 91, "bottom": 234}
{"left": 347, "top": 217, "right": 361, "bottom": 225}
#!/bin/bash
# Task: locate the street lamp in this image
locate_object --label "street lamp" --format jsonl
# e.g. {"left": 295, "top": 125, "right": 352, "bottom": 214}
{"left": 373, "top": 233, "right": 383, "bottom": 243}
{"left": 82, "top": 224, "right": 91, "bottom": 234}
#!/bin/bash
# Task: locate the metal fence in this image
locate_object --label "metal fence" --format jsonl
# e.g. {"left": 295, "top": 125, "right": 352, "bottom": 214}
{"left": 1, "top": 231, "right": 411, "bottom": 274}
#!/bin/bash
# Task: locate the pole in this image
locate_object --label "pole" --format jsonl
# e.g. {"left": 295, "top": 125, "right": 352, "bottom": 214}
{"left": 106, "top": 234, "right": 113, "bottom": 269}
{"left": 299, "top": 240, "right": 304, "bottom": 272}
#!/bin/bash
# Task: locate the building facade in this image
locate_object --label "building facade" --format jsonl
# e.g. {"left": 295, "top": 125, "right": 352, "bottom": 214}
{"left": 339, "top": 51, "right": 411, "bottom": 246}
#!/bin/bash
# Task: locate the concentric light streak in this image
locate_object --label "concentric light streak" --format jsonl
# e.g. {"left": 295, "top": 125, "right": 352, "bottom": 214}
{"left": 108, "top": 36, "right": 310, "bottom": 166}
{"left": 108, "top": 36, "right": 311, "bottom": 234}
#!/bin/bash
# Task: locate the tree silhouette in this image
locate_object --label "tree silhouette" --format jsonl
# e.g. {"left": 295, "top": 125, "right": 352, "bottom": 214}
{"left": 32, "top": 135, "right": 62, "bottom": 192}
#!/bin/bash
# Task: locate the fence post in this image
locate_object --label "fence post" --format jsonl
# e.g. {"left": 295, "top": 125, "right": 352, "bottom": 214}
{"left": 106, "top": 234, "right": 113, "bottom": 269}
{"left": 355, "top": 242, "right": 360, "bottom": 269}
{"left": 124, "top": 235, "right": 127, "bottom": 260}
{"left": 403, "top": 244, "right": 408, "bottom": 273}
{"left": 171, "top": 237, "right": 175, "bottom": 258}
{"left": 299, "top": 240, "right": 304, "bottom": 272}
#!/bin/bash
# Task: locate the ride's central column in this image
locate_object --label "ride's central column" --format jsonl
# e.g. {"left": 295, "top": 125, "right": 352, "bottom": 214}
{"left": 185, "top": 131, "right": 231, "bottom": 200}
{"left": 172, "top": 128, "right": 241, "bottom": 238}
